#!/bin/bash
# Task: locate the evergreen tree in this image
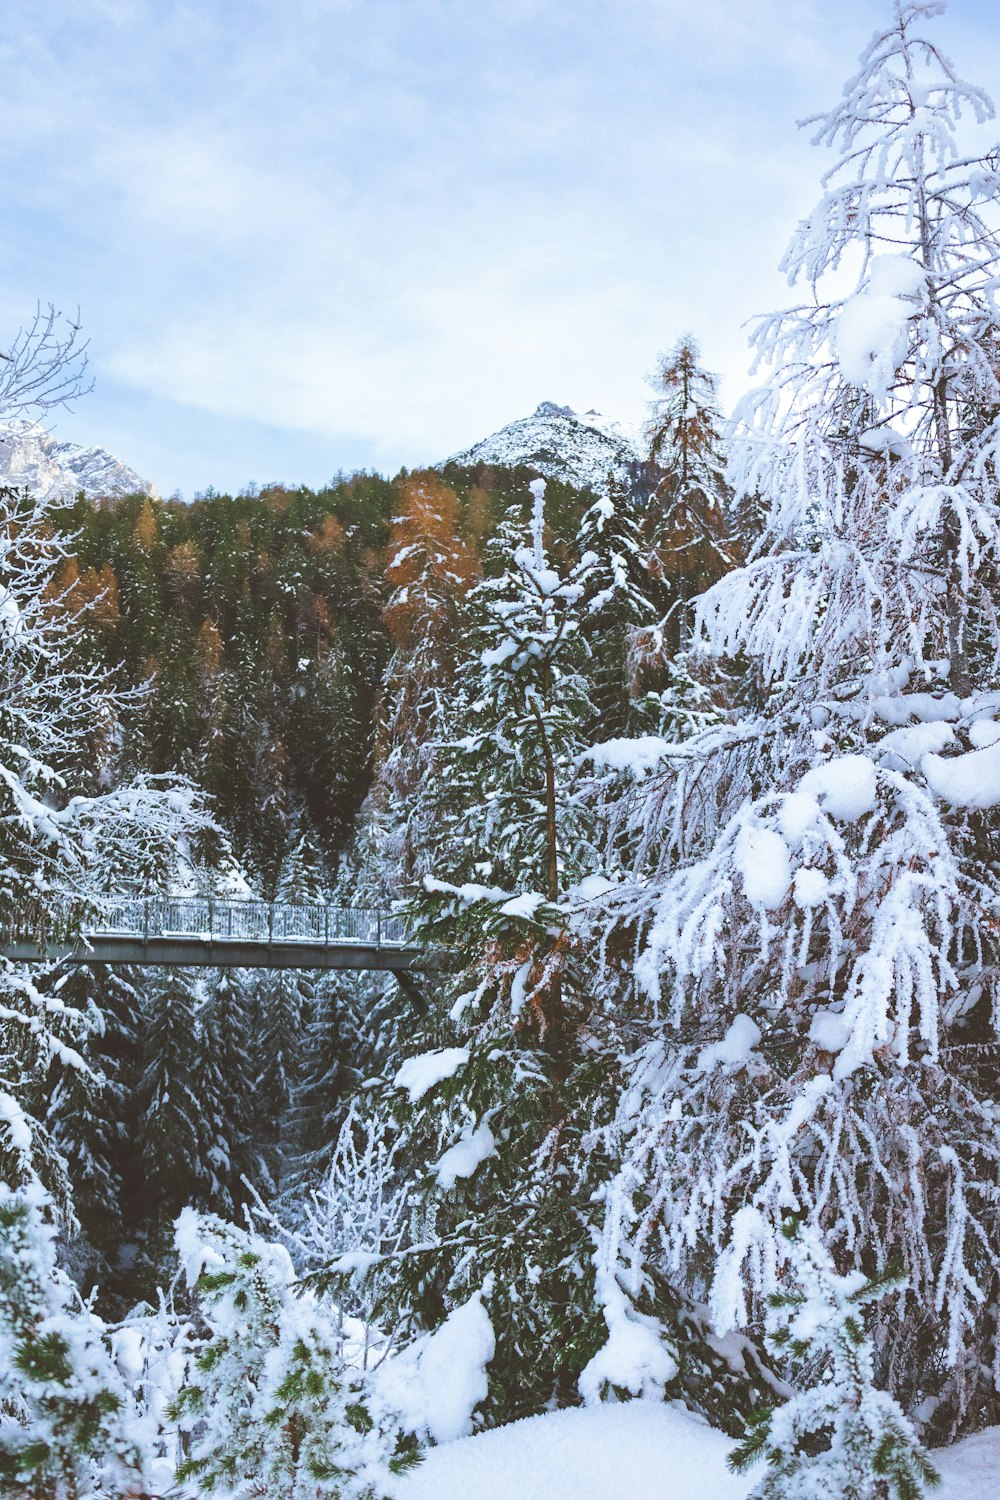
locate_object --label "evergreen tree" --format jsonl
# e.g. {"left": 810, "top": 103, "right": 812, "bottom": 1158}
{"left": 576, "top": 477, "right": 661, "bottom": 735}
{"left": 644, "top": 336, "right": 732, "bottom": 647}
{"left": 170, "top": 1208, "right": 420, "bottom": 1499}
{"left": 199, "top": 966, "right": 266, "bottom": 1214}
{"left": 591, "top": 0, "right": 1000, "bottom": 1440}
{"left": 731, "top": 1221, "right": 939, "bottom": 1500}
{"left": 345, "top": 480, "right": 623, "bottom": 1420}
{"left": 43, "top": 963, "right": 144, "bottom": 1270}
{"left": 136, "top": 967, "right": 212, "bottom": 1231}
{"left": 287, "top": 972, "right": 369, "bottom": 1184}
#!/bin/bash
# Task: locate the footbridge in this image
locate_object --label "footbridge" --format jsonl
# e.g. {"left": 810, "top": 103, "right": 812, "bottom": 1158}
{"left": 0, "top": 897, "right": 426, "bottom": 998}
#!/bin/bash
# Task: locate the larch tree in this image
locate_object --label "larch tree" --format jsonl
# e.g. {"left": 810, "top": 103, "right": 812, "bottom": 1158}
{"left": 588, "top": 0, "right": 1000, "bottom": 1443}
{"left": 371, "top": 471, "right": 477, "bottom": 893}
{"left": 643, "top": 336, "right": 733, "bottom": 647}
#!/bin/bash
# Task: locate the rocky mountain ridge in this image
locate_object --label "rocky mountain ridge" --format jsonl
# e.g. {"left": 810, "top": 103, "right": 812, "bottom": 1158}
{"left": 0, "top": 419, "right": 156, "bottom": 503}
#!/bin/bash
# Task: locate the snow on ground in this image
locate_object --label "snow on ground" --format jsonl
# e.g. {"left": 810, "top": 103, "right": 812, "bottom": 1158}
{"left": 396, "top": 1400, "right": 1000, "bottom": 1500}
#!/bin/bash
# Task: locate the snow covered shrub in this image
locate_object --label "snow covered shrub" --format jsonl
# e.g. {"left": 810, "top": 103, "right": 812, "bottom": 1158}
{"left": 0, "top": 1183, "right": 146, "bottom": 1498}
{"left": 170, "top": 1209, "right": 420, "bottom": 1499}
{"left": 731, "top": 1220, "right": 939, "bottom": 1500}
{"left": 587, "top": 0, "right": 1000, "bottom": 1441}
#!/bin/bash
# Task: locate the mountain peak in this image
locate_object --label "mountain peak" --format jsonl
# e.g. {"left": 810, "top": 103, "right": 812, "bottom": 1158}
{"left": 533, "top": 401, "right": 576, "bottom": 419}
{"left": 0, "top": 418, "right": 157, "bottom": 503}
{"left": 446, "top": 403, "right": 642, "bottom": 496}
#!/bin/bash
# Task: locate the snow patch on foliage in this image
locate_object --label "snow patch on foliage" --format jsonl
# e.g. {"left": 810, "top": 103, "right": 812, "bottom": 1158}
{"left": 877, "top": 720, "right": 955, "bottom": 769}
{"left": 836, "top": 255, "right": 925, "bottom": 402}
{"left": 733, "top": 823, "right": 790, "bottom": 909}
{"left": 383, "top": 1289, "right": 495, "bottom": 1446}
{"left": 798, "top": 755, "right": 877, "bottom": 821}
{"left": 394, "top": 1048, "right": 470, "bottom": 1103}
{"left": 697, "top": 1015, "right": 762, "bottom": 1074}
{"left": 582, "top": 735, "right": 673, "bottom": 778}
{"left": 922, "top": 740, "right": 1000, "bottom": 809}
{"left": 434, "top": 1119, "right": 496, "bottom": 1190}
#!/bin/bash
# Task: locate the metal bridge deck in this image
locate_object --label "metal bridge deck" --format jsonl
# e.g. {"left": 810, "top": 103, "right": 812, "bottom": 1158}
{"left": 0, "top": 896, "right": 424, "bottom": 973}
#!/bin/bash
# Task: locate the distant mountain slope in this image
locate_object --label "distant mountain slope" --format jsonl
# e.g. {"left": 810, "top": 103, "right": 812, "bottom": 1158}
{"left": 0, "top": 419, "right": 157, "bottom": 502}
{"left": 445, "top": 401, "right": 643, "bottom": 494}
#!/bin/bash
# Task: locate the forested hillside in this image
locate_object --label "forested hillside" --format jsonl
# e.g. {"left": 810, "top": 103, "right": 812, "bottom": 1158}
{"left": 49, "top": 465, "right": 615, "bottom": 883}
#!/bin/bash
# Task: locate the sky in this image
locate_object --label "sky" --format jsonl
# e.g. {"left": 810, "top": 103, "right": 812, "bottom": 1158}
{"left": 2, "top": 0, "right": 1000, "bottom": 498}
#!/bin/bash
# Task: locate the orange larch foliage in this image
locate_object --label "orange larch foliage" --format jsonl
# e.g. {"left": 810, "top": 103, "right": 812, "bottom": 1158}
{"left": 133, "top": 498, "right": 159, "bottom": 551}
{"left": 309, "top": 513, "right": 347, "bottom": 554}
{"left": 383, "top": 472, "right": 477, "bottom": 651}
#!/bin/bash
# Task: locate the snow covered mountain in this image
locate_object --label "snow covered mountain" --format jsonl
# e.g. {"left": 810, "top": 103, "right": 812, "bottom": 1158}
{"left": 0, "top": 419, "right": 157, "bottom": 503}
{"left": 445, "top": 401, "right": 643, "bottom": 494}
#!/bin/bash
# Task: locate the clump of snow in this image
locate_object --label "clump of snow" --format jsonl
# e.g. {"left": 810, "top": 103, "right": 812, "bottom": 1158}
{"left": 809, "top": 1007, "right": 853, "bottom": 1054}
{"left": 859, "top": 425, "right": 912, "bottom": 460}
{"left": 697, "top": 1015, "right": 762, "bottom": 1073}
{"left": 582, "top": 736, "right": 672, "bottom": 778}
{"left": 423, "top": 875, "right": 510, "bottom": 905}
{"left": 578, "top": 1318, "right": 678, "bottom": 1405}
{"left": 873, "top": 691, "right": 962, "bottom": 725}
{"left": 394, "top": 1048, "right": 470, "bottom": 1104}
{"left": 382, "top": 1290, "right": 495, "bottom": 1447}
{"left": 799, "top": 755, "right": 877, "bottom": 821}
{"left": 777, "top": 791, "right": 822, "bottom": 846}
{"left": 579, "top": 1271, "right": 677, "bottom": 1406}
{"left": 877, "top": 720, "right": 955, "bottom": 769}
{"left": 434, "top": 1119, "right": 496, "bottom": 1189}
{"left": 498, "top": 892, "right": 546, "bottom": 920}
{"left": 969, "top": 720, "right": 1000, "bottom": 748}
{"left": 793, "top": 867, "right": 830, "bottom": 908}
{"left": 836, "top": 255, "right": 925, "bottom": 403}
{"left": 923, "top": 740, "right": 1000, "bottom": 810}
{"left": 572, "top": 874, "right": 617, "bottom": 902}
{"left": 733, "top": 823, "right": 790, "bottom": 909}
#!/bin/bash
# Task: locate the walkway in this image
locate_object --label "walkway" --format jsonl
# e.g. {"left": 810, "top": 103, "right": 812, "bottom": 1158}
{"left": 0, "top": 895, "right": 424, "bottom": 975}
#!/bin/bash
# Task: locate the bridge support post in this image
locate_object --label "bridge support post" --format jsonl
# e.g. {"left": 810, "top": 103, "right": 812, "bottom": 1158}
{"left": 394, "top": 970, "right": 427, "bottom": 1011}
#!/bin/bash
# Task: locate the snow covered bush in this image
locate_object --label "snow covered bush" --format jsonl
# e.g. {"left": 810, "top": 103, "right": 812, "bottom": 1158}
{"left": 731, "top": 1220, "right": 939, "bottom": 1500}
{"left": 170, "top": 1209, "right": 420, "bottom": 1498}
{"left": 0, "top": 1183, "right": 147, "bottom": 1498}
{"left": 586, "top": 0, "right": 1000, "bottom": 1441}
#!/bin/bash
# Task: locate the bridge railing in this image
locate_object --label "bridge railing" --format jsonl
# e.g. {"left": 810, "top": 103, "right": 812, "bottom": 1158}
{"left": 4, "top": 896, "right": 411, "bottom": 949}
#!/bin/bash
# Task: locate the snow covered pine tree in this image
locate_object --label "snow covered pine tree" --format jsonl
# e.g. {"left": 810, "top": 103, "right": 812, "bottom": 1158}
{"left": 0, "top": 1184, "right": 146, "bottom": 1498}
{"left": 341, "top": 479, "right": 624, "bottom": 1421}
{"left": 0, "top": 308, "right": 209, "bottom": 1217}
{"left": 170, "top": 1209, "right": 419, "bottom": 1499}
{"left": 731, "top": 1220, "right": 939, "bottom": 1500}
{"left": 589, "top": 0, "right": 1000, "bottom": 1446}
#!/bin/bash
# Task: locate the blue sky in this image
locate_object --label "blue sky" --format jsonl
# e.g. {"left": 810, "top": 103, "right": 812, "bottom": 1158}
{"left": 3, "top": 0, "right": 999, "bottom": 497}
